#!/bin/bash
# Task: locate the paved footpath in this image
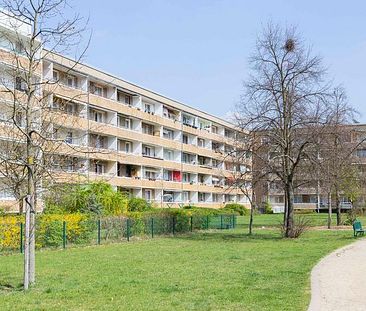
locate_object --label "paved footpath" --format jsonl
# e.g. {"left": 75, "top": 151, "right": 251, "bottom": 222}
{"left": 308, "top": 238, "right": 366, "bottom": 311}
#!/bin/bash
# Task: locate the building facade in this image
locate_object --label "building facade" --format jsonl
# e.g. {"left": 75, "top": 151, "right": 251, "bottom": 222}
{"left": 0, "top": 11, "right": 251, "bottom": 211}
{"left": 254, "top": 125, "right": 366, "bottom": 213}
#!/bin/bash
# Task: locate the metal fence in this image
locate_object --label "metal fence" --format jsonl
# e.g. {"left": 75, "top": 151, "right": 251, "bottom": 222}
{"left": 0, "top": 214, "right": 237, "bottom": 254}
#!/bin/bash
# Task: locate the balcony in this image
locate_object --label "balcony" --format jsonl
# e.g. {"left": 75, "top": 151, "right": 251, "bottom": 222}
{"left": 163, "top": 106, "right": 179, "bottom": 121}
{"left": 117, "top": 163, "right": 140, "bottom": 179}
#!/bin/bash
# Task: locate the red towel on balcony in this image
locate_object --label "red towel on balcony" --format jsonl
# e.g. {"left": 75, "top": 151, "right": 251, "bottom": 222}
{"left": 173, "top": 171, "right": 181, "bottom": 182}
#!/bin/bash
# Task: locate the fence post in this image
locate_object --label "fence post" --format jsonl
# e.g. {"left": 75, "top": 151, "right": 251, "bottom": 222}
{"left": 63, "top": 221, "right": 66, "bottom": 249}
{"left": 206, "top": 215, "right": 209, "bottom": 230}
{"left": 190, "top": 216, "right": 193, "bottom": 232}
{"left": 20, "top": 222, "right": 23, "bottom": 254}
{"left": 220, "top": 215, "right": 223, "bottom": 230}
{"left": 151, "top": 218, "right": 154, "bottom": 238}
{"left": 97, "top": 219, "right": 101, "bottom": 245}
{"left": 172, "top": 216, "right": 176, "bottom": 235}
{"left": 127, "top": 218, "right": 130, "bottom": 242}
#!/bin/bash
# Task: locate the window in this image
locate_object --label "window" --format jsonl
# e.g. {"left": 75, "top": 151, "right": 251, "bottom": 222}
{"left": 67, "top": 75, "right": 77, "bottom": 88}
{"left": 164, "top": 149, "right": 173, "bottom": 161}
{"left": 65, "top": 158, "right": 76, "bottom": 172}
{"left": 211, "top": 125, "right": 218, "bottom": 134}
{"left": 356, "top": 149, "right": 366, "bottom": 158}
{"left": 15, "top": 77, "right": 26, "bottom": 92}
{"left": 142, "top": 123, "right": 154, "bottom": 135}
{"left": 94, "top": 162, "right": 105, "bottom": 175}
{"left": 212, "top": 194, "right": 220, "bottom": 202}
{"left": 182, "top": 134, "right": 188, "bottom": 144}
{"left": 125, "top": 141, "right": 131, "bottom": 153}
{"left": 144, "top": 170, "right": 156, "bottom": 180}
{"left": 90, "top": 109, "right": 104, "bottom": 123}
{"left": 144, "top": 189, "right": 153, "bottom": 201}
{"left": 93, "top": 85, "right": 103, "bottom": 96}
{"left": 199, "top": 120, "right": 210, "bottom": 131}
{"left": 182, "top": 192, "right": 189, "bottom": 202}
{"left": 143, "top": 146, "right": 152, "bottom": 157}
{"left": 163, "top": 107, "right": 169, "bottom": 117}
{"left": 144, "top": 103, "right": 154, "bottom": 113}
{"left": 197, "top": 138, "right": 205, "bottom": 148}
{"left": 118, "top": 115, "right": 131, "bottom": 129}
{"left": 64, "top": 103, "right": 74, "bottom": 115}
{"left": 225, "top": 129, "right": 235, "bottom": 139}
{"left": 163, "top": 170, "right": 173, "bottom": 181}
{"left": 0, "top": 187, "right": 13, "bottom": 199}
{"left": 53, "top": 70, "right": 59, "bottom": 81}
{"left": 182, "top": 153, "right": 194, "bottom": 164}
{"left": 163, "top": 128, "right": 174, "bottom": 140}
{"left": 15, "top": 111, "right": 23, "bottom": 127}
{"left": 182, "top": 173, "right": 191, "bottom": 183}
{"left": 90, "top": 82, "right": 105, "bottom": 96}
{"left": 15, "top": 41, "right": 25, "bottom": 54}
{"left": 117, "top": 91, "right": 131, "bottom": 105}
{"left": 90, "top": 135, "right": 106, "bottom": 149}
{"left": 182, "top": 115, "right": 194, "bottom": 126}
{"left": 65, "top": 131, "right": 73, "bottom": 144}
{"left": 198, "top": 192, "right": 206, "bottom": 202}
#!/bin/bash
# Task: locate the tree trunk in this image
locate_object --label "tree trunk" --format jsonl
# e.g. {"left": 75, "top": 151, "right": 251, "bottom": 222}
{"left": 283, "top": 188, "right": 288, "bottom": 230}
{"left": 24, "top": 137, "right": 36, "bottom": 288}
{"left": 23, "top": 197, "right": 30, "bottom": 290}
{"left": 285, "top": 182, "right": 294, "bottom": 237}
{"left": 19, "top": 199, "right": 24, "bottom": 215}
{"left": 249, "top": 202, "right": 254, "bottom": 235}
{"left": 327, "top": 192, "right": 332, "bottom": 229}
{"left": 335, "top": 186, "right": 341, "bottom": 226}
{"left": 29, "top": 197, "right": 36, "bottom": 284}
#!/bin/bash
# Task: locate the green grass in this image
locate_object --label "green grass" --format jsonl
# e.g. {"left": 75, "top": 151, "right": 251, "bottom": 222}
{"left": 237, "top": 213, "right": 366, "bottom": 228}
{"left": 0, "top": 226, "right": 356, "bottom": 311}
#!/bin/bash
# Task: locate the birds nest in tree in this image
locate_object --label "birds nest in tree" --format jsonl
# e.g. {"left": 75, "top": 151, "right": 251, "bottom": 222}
{"left": 285, "top": 38, "right": 295, "bottom": 52}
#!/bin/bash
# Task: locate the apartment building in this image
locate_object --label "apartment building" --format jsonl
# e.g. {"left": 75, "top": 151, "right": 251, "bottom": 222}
{"left": 0, "top": 11, "right": 251, "bottom": 210}
{"left": 254, "top": 125, "right": 366, "bottom": 213}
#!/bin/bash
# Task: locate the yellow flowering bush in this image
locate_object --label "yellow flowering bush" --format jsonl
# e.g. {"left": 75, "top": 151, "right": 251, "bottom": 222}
{"left": 0, "top": 216, "right": 22, "bottom": 250}
{"left": 36, "top": 214, "right": 95, "bottom": 248}
{"left": 0, "top": 214, "right": 95, "bottom": 251}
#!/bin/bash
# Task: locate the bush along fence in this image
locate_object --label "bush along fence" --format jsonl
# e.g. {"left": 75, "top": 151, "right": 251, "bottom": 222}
{"left": 0, "top": 214, "right": 237, "bottom": 253}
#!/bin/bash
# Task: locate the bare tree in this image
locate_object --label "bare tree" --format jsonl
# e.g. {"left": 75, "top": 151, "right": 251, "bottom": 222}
{"left": 223, "top": 131, "right": 265, "bottom": 235}
{"left": 238, "top": 23, "right": 330, "bottom": 237}
{"left": 313, "top": 88, "right": 360, "bottom": 227}
{"left": 0, "top": 0, "right": 88, "bottom": 289}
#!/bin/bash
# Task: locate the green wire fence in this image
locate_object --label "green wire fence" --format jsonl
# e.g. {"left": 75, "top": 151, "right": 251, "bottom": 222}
{"left": 0, "top": 214, "right": 237, "bottom": 254}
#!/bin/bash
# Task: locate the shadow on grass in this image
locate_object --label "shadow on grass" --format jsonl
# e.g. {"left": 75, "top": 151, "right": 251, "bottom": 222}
{"left": 175, "top": 230, "right": 283, "bottom": 243}
{"left": 0, "top": 280, "right": 23, "bottom": 293}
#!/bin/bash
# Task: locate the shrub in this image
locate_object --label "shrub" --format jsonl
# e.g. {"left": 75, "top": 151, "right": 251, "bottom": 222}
{"left": 0, "top": 215, "right": 22, "bottom": 250}
{"left": 127, "top": 197, "right": 152, "bottom": 212}
{"left": 263, "top": 201, "right": 273, "bottom": 214}
{"left": 224, "top": 203, "right": 249, "bottom": 216}
{"left": 343, "top": 208, "right": 363, "bottom": 225}
{"left": 44, "top": 181, "right": 128, "bottom": 216}
{"left": 280, "top": 216, "right": 311, "bottom": 238}
{"left": 37, "top": 214, "right": 94, "bottom": 247}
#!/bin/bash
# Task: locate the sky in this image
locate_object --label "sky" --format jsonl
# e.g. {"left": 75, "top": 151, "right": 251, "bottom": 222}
{"left": 70, "top": 0, "right": 366, "bottom": 122}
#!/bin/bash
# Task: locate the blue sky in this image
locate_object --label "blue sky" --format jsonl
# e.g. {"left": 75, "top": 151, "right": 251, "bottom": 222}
{"left": 71, "top": 0, "right": 366, "bottom": 122}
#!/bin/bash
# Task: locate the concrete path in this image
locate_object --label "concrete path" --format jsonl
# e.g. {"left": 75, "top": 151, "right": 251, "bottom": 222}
{"left": 308, "top": 238, "right": 366, "bottom": 311}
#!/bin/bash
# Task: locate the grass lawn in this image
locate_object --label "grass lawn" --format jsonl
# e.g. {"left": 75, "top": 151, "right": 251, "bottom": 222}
{"left": 0, "top": 225, "right": 356, "bottom": 311}
{"left": 237, "top": 213, "right": 366, "bottom": 228}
